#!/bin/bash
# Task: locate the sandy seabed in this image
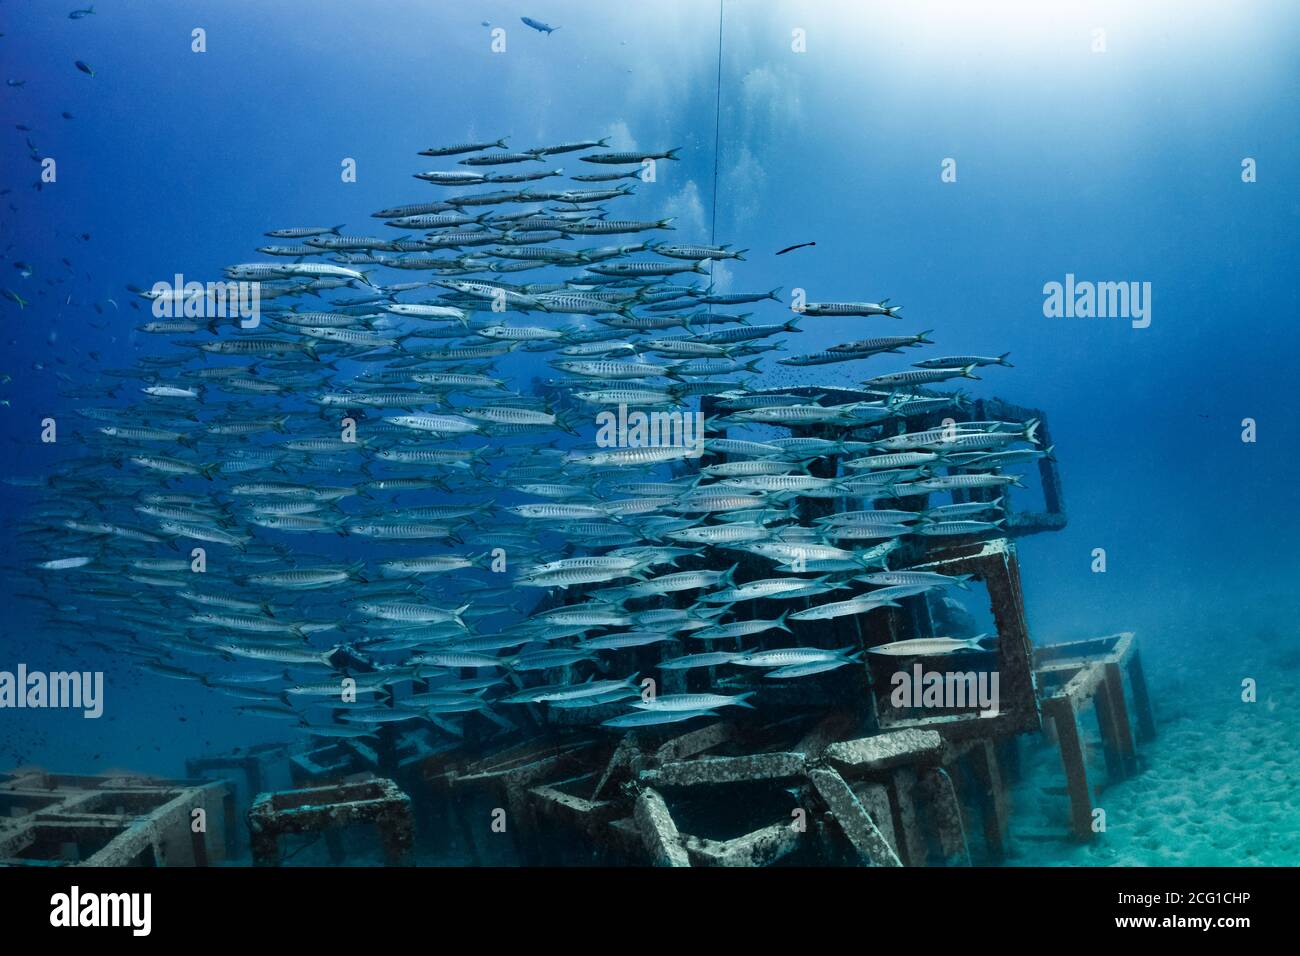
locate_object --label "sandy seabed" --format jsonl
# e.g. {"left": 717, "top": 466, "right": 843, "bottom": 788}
{"left": 1009, "top": 636, "right": 1300, "bottom": 867}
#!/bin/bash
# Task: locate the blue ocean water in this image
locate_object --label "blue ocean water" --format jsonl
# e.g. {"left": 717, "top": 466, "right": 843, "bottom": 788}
{"left": 1, "top": 2, "right": 1297, "bottom": 864}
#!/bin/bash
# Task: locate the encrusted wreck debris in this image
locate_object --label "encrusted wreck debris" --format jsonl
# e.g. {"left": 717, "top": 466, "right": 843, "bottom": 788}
{"left": 399, "top": 390, "right": 1150, "bottom": 865}
{"left": 1033, "top": 631, "right": 1155, "bottom": 841}
{"left": 248, "top": 778, "right": 414, "bottom": 866}
{"left": 4, "top": 390, "right": 1157, "bottom": 866}
{"left": 0, "top": 770, "right": 231, "bottom": 866}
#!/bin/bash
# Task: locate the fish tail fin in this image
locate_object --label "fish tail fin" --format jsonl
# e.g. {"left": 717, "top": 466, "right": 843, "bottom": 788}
{"left": 199, "top": 462, "right": 220, "bottom": 481}
{"left": 742, "top": 359, "right": 762, "bottom": 374}
{"left": 693, "top": 260, "right": 710, "bottom": 274}
{"left": 954, "top": 573, "right": 974, "bottom": 590}
{"left": 998, "top": 351, "right": 1013, "bottom": 366}
{"left": 767, "top": 286, "right": 783, "bottom": 301}
{"left": 1023, "top": 418, "right": 1040, "bottom": 445}
{"left": 736, "top": 692, "right": 757, "bottom": 709}
{"left": 555, "top": 408, "right": 581, "bottom": 436}
{"left": 657, "top": 217, "right": 676, "bottom": 229}
{"left": 961, "top": 364, "right": 979, "bottom": 380}
{"left": 597, "top": 136, "right": 611, "bottom": 147}
{"left": 453, "top": 604, "right": 470, "bottom": 628}
{"left": 495, "top": 138, "right": 509, "bottom": 149}
{"left": 330, "top": 223, "right": 345, "bottom": 235}
{"left": 1042, "top": 444, "right": 1057, "bottom": 462}
{"left": 916, "top": 330, "right": 934, "bottom": 344}
{"left": 776, "top": 610, "right": 791, "bottom": 633}
{"left": 733, "top": 248, "right": 748, "bottom": 260}
{"left": 664, "top": 147, "right": 681, "bottom": 160}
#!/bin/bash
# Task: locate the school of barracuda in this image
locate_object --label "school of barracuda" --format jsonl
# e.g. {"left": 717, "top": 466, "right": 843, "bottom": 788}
{"left": 14, "top": 136, "right": 1051, "bottom": 739}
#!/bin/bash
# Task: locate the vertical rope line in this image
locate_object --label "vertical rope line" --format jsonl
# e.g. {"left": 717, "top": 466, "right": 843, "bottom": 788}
{"left": 708, "top": 0, "right": 724, "bottom": 323}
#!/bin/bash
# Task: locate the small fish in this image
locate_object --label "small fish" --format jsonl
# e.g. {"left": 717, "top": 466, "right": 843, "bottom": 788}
{"left": 776, "top": 240, "right": 815, "bottom": 255}
{"left": 75, "top": 60, "right": 96, "bottom": 77}
{"left": 521, "top": 16, "right": 560, "bottom": 34}
{"left": 633, "top": 692, "right": 755, "bottom": 712}
{"left": 36, "top": 556, "right": 92, "bottom": 570}
{"left": 602, "top": 709, "right": 717, "bottom": 729}
{"left": 867, "top": 636, "right": 994, "bottom": 657}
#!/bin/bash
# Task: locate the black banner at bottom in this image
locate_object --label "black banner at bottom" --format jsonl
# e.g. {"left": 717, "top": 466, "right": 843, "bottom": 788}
{"left": 0, "top": 865, "right": 1285, "bottom": 941}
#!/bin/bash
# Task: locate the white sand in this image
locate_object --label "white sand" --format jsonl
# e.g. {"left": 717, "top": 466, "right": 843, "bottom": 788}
{"left": 1008, "top": 635, "right": 1300, "bottom": 866}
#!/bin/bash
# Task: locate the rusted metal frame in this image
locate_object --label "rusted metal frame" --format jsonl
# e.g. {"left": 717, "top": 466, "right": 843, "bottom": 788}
{"left": 0, "top": 819, "right": 141, "bottom": 866}
{"left": 443, "top": 779, "right": 484, "bottom": 865}
{"left": 1126, "top": 648, "right": 1157, "bottom": 742}
{"left": 0, "top": 778, "right": 231, "bottom": 866}
{"left": 1034, "top": 631, "right": 1131, "bottom": 667}
{"left": 964, "top": 740, "right": 1009, "bottom": 860}
{"left": 1041, "top": 693, "right": 1094, "bottom": 841}
{"left": 1102, "top": 661, "right": 1138, "bottom": 775}
{"left": 437, "top": 738, "right": 599, "bottom": 786}
{"left": 592, "top": 735, "right": 642, "bottom": 800}
{"left": 681, "top": 819, "right": 804, "bottom": 867}
{"left": 633, "top": 788, "right": 690, "bottom": 866}
{"left": 1038, "top": 632, "right": 1153, "bottom": 755}
{"left": 639, "top": 751, "right": 807, "bottom": 789}
{"left": 1091, "top": 673, "right": 1125, "bottom": 780}
{"left": 806, "top": 765, "right": 903, "bottom": 866}
{"left": 794, "top": 710, "right": 861, "bottom": 759}
{"left": 185, "top": 753, "right": 269, "bottom": 805}
{"left": 851, "top": 779, "right": 901, "bottom": 860}
{"left": 1049, "top": 655, "right": 1134, "bottom": 775}
{"left": 823, "top": 728, "right": 945, "bottom": 773}
{"left": 961, "top": 394, "right": 1066, "bottom": 531}
{"left": 916, "top": 766, "right": 971, "bottom": 865}
{"left": 880, "top": 539, "right": 1041, "bottom": 738}
{"left": 526, "top": 782, "right": 621, "bottom": 836}
{"left": 248, "top": 779, "right": 414, "bottom": 867}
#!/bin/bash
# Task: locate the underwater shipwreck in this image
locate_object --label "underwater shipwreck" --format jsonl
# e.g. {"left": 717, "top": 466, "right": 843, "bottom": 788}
{"left": 1, "top": 378, "right": 1157, "bottom": 867}
{"left": 0, "top": 118, "right": 1166, "bottom": 868}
